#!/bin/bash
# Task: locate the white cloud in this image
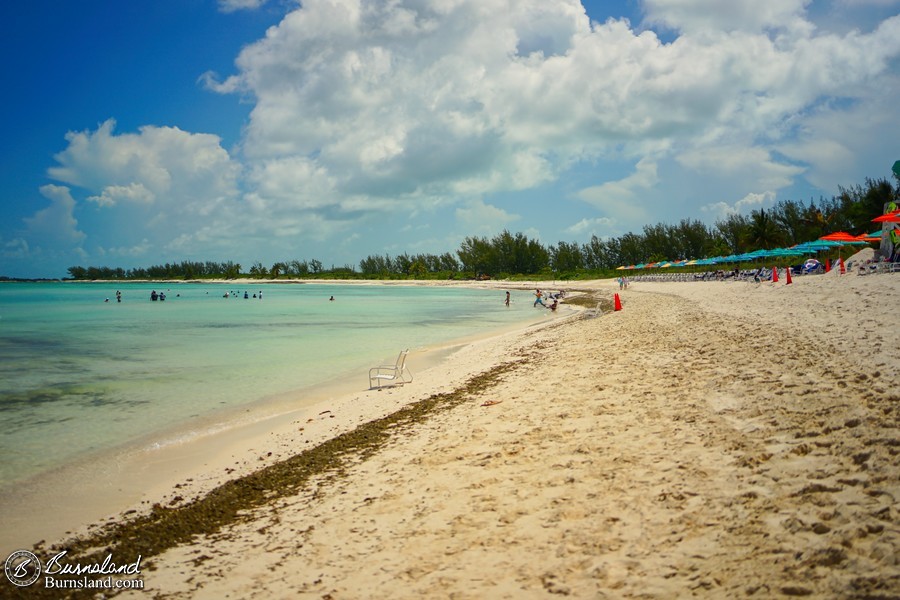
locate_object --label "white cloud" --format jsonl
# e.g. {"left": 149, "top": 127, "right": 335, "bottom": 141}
{"left": 103, "top": 239, "right": 153, "bottom": 258}
{"left": 49, "top": 120, "right": 239, "bottom": 212}
{"left": 218, "top": 0, "right": 268, "bottom": 13}
{"left": 701, "top": 190, "right": 776, "bottom": 220}
{"left": 215, "top": 1, "right": 900, "bottom": 226}
{"left": 2, "top": 237, "right": 29, "bottom": 259}
{"left": 641, "top": 0, "right": 813, "bottom": 34}
{"left": 25, "top": 185, "right": 86, "bottom": 247}
{"left": 455, "top": 198, "right": 520, "bottom": 233}
{"left": 41, "top": 120, "right": 242, "bottom": 256}
{"left": 566, "top": 217, "right": 616, "bottom": 235}
{"left": 777, "top": 72, "right": 900, "bottom": 192}
{"left": 576, "top": 158, "right": 659, "bottom": 223}
{"left": 679, "top": 146, "right": 804, "bottom": 191}
{"left": 835, "top": 0, "right": 900, "bottom": 6}
{"left": 87, "top": 183, "right": 155, "bottom": 207}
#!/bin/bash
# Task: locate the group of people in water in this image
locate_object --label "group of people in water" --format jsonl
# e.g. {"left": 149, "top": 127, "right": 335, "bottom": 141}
{"left": 532, "top": 289, "right": 564, "bottom": 311}
{"left": 222, "top": 290, "right": 263, "bottom": 299}
{"left": 104, "top": 289, "right": 344, "bottom": 303}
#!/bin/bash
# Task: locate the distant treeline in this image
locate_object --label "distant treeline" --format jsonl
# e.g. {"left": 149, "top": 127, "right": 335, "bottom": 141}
{"left": 67, "top": 176, "right": 898, "bottom": 281}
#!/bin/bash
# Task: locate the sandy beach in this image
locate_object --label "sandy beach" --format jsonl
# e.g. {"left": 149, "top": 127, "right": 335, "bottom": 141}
{"left": 8, "top": 271, "right": 900, "bottom": 598}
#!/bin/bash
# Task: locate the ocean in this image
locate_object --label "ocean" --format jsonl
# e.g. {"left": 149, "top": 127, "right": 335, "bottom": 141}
{"left": 0, "top": 282, "right": 550, "bottom": 492}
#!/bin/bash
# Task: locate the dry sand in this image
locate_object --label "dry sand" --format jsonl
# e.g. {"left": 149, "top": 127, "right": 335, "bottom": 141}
{"left": 15, "top": 273, "right": 900, "bottom": 598}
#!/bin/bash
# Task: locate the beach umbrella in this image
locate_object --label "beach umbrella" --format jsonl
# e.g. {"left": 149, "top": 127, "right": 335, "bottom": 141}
{"left": 792, "top": 240, "right": 843, "bottom": 252}
{"left": 818, "top": 232, "right": 868, "bottom": 268}
{"left": 819, "top": 232, "right": 867, "bottom": 243}
{"left": 854, "top": 232, "right": 881, "bottom": 243}
{"left": 872, "top": 211, "right": 900, "bottom": 223}
{"left": 615, "top": 265, "right": 627, "bottom": 270}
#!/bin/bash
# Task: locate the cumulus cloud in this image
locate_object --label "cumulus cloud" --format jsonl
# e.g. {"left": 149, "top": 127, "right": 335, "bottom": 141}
{"left": 641, "top": 0, "right": 814, "bottom": 34}
{"left": 211, "top": 1, "right": 899, "bottom": 227}
{"left": 49, "top": 120, "right": 239, "bottom": 211}
{"left": 25, "top": 185, "right": 86, "bottom": 247}
{"left": 87, "top": 182, "right": 155, "bottom": 207}
{"left": 41, "top": 120, "right": 242, "bottom": 258}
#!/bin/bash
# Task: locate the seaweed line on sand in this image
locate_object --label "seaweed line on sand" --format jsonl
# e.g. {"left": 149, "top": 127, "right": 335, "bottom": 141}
{"left": 12, "top": 359, "right": 528, "bottom": 600}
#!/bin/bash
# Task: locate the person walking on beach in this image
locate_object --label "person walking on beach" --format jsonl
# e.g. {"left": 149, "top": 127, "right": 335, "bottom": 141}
{"left": 505, "top": 291, "right": 510, "bottom": 307}
{"left": 534, "top": 289, "right": 545, "bottom": 307}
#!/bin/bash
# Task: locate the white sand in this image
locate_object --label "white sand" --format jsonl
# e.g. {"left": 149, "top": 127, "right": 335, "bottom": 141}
{"left": 8, "top": 272, "right": 899, "bottom": 598}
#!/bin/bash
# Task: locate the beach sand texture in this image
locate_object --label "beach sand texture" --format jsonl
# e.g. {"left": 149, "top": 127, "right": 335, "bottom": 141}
{"left": 26, "top": 274, "right": 900, "bottom": 598}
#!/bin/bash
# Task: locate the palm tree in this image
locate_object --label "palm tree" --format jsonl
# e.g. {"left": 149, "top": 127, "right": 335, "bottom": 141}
{"left": 746, "top": 209, "right": 784, "bottom": 249}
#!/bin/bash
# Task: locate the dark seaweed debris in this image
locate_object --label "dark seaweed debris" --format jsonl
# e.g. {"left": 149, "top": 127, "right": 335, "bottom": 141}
{"left": 563, "top": 292, "right": 613, "bottom": 313}
{"left": 9, "top": 361, "right": 524, "bottom": 600}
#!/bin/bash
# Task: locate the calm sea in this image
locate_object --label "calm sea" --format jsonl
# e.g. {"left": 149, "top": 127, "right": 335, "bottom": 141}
{"left": 0, "top": 282, "right": 549, "bottom": 490}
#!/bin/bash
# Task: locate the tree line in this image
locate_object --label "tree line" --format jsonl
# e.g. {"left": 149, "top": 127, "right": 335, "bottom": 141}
{"left": 67, "top": 176, "right": 898, "bottom": 281}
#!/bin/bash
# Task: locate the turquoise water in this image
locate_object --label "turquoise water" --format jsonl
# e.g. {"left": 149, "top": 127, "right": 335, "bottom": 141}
{"left": 0, "top": 282, "right": 547, "bottom": 489}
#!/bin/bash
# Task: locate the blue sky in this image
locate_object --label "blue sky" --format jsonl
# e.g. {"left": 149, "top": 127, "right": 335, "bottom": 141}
{"left": 2, "top": 0, "right": 899, "bottom": 278}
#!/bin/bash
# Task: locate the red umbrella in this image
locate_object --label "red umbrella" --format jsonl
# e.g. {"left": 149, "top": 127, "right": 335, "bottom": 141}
{"left": 818, "top": 232, "right": 867, "bottom": 272}
{"left": 872, "top": 211, "right": 900, "bottom": 223}
{"left": 854, "top": 233, "right": 881, "bottom": 243}
{"left": 819, "top": 232, "right": 860, "bottom": 242}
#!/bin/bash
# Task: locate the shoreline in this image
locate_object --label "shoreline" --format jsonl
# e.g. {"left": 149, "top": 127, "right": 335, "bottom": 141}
{"left": 0, "top": 290, "right": 578, "bottom": 555}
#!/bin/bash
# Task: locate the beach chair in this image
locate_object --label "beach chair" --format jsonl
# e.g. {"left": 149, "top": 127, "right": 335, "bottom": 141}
{"left": 368, "top": 349, "right": 413, "bottom": 389}
{"left": 583, "top": 302, "right": 603, "bottom": 319}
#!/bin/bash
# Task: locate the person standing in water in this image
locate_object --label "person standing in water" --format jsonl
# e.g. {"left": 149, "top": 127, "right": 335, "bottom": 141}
{"left": 505, "top": 291, "right": 510, "bottom": 307}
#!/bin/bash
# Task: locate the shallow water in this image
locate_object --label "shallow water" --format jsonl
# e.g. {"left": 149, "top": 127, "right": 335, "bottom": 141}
{"left": 0, "top": 282, "right": 548, "bottom": 489}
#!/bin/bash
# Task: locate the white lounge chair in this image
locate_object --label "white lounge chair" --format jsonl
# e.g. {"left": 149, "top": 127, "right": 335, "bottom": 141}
{"left": 368, "top": 349, "right": 413, "bottom": 389}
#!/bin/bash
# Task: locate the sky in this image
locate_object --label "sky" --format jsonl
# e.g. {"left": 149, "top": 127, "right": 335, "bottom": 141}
{"left": 2, "top": 0, "right": 899, "bottom": 278}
